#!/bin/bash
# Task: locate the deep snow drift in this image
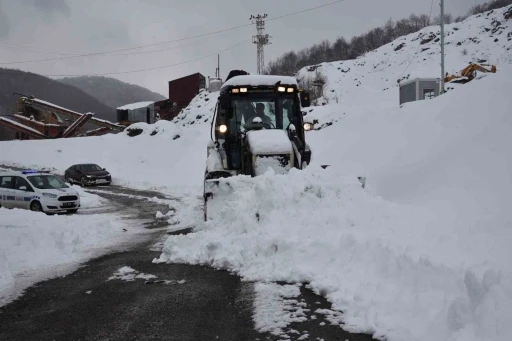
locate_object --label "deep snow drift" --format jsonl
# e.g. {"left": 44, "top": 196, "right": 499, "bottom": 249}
{"left": 154, "top": 60, "right": 512, "bottom": 341}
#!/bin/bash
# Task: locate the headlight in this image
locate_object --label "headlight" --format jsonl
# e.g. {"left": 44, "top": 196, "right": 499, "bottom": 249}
{"left": 278, "top": 86, "right": 286, "bottom": 92}
{"left": 43, "top": 193, "right": 58, "bottom": 198}
{"left": 219, "top": 125, "right": 227, "bottom": 133}
{"left": 303, "top": 122, "right": 314, "bottom": 131}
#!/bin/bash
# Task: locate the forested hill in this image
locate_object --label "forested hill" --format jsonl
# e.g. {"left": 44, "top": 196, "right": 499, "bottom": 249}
{"left": 58, "top": 76, "right": 165, "bottom": 109}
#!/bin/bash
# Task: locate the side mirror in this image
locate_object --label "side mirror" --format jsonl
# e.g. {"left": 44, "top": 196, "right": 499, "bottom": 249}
{"left": 300, "top": 91, "right": 311, "bottom": 108}
{"left": 19, "top": 186, "right": 27, "bottom": 191}
{"left": 303, "top": 122, "right": 314, "bottom": 131}
{"left": 102, "top": 168, "right": 106, "bottom": 171}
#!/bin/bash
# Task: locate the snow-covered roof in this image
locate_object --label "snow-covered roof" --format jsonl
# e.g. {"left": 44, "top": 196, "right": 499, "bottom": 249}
{"left": 0, "top": 117, "right": 45, "bottom": 136}
{"left": 246, "top": 129, "right": 293, "bottom": 155}
{"left": 117, "top": 101, "right": 154, "bottom": 110}
{"left": 221, "top": 75, "right": 298, "bottom": 90}
{"left": 399, "top": 78, "right": 441, "bottom": 86}
{"left": 32, "top": 98, "right": 82, "bottom": 115}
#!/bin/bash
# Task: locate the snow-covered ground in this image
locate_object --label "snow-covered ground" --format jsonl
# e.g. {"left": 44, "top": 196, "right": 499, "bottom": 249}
{"left": 0, "top": 170, "right": 148, "bottom": 306}
{"left": 1, "top": 5, "right": 511, "bottom": 341}
{"left": 0, "top": 207, "right": 141, "bottom": 306}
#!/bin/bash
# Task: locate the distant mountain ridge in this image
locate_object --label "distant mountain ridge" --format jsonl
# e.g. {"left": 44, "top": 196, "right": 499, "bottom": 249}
{"left": 0, "top": 68, "right": 116, "bottom": 122}
{"left": 58, "top": 76, "right": 165, "bottom": 109}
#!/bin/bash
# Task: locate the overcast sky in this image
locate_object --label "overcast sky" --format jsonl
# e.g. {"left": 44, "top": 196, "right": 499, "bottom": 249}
{"left": 0, "top": 0, "right": 487, "bottom": 97}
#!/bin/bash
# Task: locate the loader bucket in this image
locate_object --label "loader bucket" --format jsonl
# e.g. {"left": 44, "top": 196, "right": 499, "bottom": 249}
{"left": 203, "top": 178, "right": 234, "bottom": 221}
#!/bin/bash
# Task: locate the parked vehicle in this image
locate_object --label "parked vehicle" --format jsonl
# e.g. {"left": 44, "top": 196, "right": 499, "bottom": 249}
{"left": 64, "top": 163, "right": 112, "bottom": 186}
{"left": 0, "top": 170, "right": 80, "bottom": 214}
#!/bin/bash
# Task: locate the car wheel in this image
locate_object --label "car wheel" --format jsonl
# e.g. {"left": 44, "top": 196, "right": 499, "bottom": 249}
{"left": 81, "top": 177, "right": 88, "bottom": 187}
{"left": 30, "top": 201, "right": 43, "bottom": 212}
{"left": 67, "top": 209, "right": 78, "bottom": 214}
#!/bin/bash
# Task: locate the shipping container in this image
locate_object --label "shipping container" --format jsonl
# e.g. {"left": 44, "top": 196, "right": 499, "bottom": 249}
{"left": 168, "top": 73, "right": 206, "bottom": 112}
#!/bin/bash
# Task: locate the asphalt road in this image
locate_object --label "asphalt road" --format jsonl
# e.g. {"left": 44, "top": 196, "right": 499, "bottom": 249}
{"left": 0, "top": 179, "right": 377, "bottom": 341}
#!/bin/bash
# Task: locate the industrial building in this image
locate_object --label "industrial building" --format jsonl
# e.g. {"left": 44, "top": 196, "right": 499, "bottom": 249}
{"left": 116, "top": 101, "right": 156, "bottom": 126}
{"left": 399, "top": 78, "right": 441, "bottom": 105}
{"left": 168, "top": 73, "right": 206, "bottom": 113}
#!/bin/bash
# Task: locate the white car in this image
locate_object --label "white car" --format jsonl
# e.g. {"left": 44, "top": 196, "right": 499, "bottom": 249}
{"left": 0, "top": 170, "right": 81, "bottom": 214}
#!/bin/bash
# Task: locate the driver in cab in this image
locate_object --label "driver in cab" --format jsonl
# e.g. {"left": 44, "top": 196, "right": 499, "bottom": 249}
{"left": 245, "top": 103, "right": 272, "bottom": 129}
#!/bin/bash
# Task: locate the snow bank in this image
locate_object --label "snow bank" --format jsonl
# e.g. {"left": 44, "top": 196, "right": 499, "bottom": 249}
{"left": 0, "top": 209, "right": 133, "bottom": 306}
{"left": 155, "top": 164, "right": 512, "bottom": 341}
{"left": 154, "top": 61, "right": 512, "bottom": 341}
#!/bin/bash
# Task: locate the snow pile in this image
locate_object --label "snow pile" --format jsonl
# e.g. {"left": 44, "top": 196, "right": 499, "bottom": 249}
{"left": 0, "top": 209, "right": 132, "bottom": 306}
{"left": 155, "top": 164, "right": 512, "bottom": 341}
{"left": 154, "top": 63, "right": 512, "bottom": 341}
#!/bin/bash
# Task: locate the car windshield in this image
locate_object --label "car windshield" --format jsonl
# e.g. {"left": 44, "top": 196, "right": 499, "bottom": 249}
{"left": 27, "top": 175, "right": 69, "bottom": 189}
{"left": 231, "top": 97, "right": 298, "bottom": 132}
{"left": 81, "top": 164, "right": 102, "bottom": 172}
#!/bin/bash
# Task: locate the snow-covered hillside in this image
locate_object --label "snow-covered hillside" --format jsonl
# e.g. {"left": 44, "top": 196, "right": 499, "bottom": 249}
{"left": 1, "top": 5, "right": 511, "bottom": 341}
{"left": 299, "top": 4, "right": 512, "bottom": 126}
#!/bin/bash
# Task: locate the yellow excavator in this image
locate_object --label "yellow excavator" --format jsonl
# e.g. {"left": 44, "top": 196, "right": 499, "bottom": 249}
{"left": 445, "top": 63, "right": 497, "bottom": 84}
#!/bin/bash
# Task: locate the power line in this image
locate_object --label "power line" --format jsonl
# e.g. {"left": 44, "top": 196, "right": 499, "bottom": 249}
{"left": 267, "top": 0, "right": 345, "bottom": 22}
{"left": 0, "top": 0, "right": 346, "bottom": 66}
{"left": 0, "top": 42, "right": 76, "bottom": 56}
{"left": 41, "top": 39, "right": 250, "bottom": 77}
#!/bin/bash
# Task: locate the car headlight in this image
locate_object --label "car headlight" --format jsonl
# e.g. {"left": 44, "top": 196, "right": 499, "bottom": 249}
{"left": 43, "top": 193, "right": 58, "bottom": 198}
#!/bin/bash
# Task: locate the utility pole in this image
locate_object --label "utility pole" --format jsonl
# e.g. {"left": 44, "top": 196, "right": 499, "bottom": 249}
{"left": 250, "top": 14, "right": 271, "bottom": 74}
{"left": 440, "top": 0, "right": 445, "bottom": 93}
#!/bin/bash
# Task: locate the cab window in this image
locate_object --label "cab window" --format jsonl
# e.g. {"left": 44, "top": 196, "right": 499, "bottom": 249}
{"left": 0, "top": 176, "right": 14, "bottom": 189}
{"left": 14, "top": 177, "right": 34, "bottom": 192}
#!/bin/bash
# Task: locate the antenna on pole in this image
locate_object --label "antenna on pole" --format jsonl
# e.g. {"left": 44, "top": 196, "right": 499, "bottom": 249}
{"left": 250, "top": 14, "right": 271, "bottom": 74}
{"left": 440, "top": 0, "right": 445, "bottom": 93}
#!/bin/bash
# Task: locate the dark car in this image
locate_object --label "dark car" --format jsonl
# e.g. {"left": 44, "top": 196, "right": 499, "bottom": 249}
{"left": 64, "top": 163, "right": 112, "bottom": 187}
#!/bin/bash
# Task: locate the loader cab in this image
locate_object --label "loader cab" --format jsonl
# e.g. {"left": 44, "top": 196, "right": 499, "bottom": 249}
{"left": 210, "top": 74, "right": 313, "bottom": 173}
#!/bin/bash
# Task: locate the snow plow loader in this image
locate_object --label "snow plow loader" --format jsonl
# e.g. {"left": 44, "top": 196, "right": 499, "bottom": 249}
{"left": 203, "top": 70, "right": 314, "bottom": 221}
